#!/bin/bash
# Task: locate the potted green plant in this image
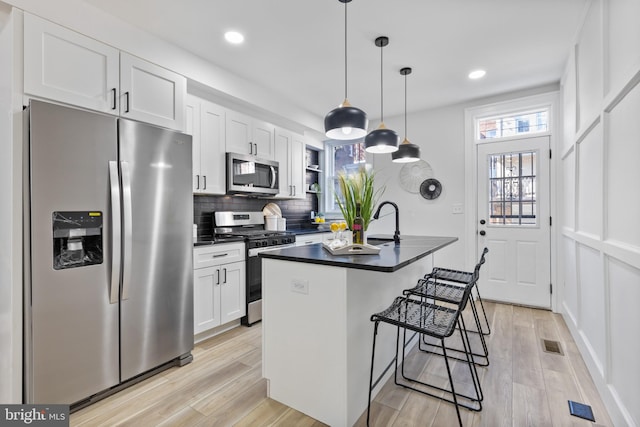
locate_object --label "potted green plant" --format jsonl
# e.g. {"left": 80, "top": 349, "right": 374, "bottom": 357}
{"left": 334, "top": 166, "right": 384, "bottom": 231}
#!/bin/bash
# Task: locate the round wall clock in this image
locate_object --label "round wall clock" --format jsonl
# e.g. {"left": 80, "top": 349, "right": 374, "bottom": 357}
{"left": 399, "top": 160, "right": 433, "bottom": 193}
{"left": 420, "top": 178, "right": 442, "bottom": 200}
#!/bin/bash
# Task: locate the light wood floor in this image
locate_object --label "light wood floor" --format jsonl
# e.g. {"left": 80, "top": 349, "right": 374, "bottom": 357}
{"left": 71, "top": 302, "right": 613, "bottom": 426}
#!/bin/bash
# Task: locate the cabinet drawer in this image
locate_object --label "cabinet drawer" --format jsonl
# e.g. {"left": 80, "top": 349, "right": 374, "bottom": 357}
{"left": 194, "top": 242, "right": 245, "bottom": 269}
{"left": 295, "top": 234, "right": 325, "bottom": 246}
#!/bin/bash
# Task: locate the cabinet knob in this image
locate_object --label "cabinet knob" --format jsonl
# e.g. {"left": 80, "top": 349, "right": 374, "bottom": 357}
{"left": 479, "top": 230, "right": 486, "bottom": 236}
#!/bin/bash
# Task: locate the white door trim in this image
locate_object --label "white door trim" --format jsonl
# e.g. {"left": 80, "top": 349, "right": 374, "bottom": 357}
{"left": 464, "top": 91, "right": 560, "bottom": 311}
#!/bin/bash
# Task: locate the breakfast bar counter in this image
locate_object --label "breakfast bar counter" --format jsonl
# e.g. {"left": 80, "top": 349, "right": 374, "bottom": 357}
{"left": 260, "top": 235, "right": 457, "bottom": 426}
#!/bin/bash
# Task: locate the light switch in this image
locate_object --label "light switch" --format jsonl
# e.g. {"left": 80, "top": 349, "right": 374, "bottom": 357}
{"left": 452, "top": 204, "right": 464, "bottom": 214}
{"left": 291, "top": 279, "right": 309, "bottom": 295}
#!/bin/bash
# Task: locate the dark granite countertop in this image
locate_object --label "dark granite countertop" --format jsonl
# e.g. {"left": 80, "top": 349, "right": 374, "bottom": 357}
{"left": 259, "top": 235, "right": 458, "bottom": 272}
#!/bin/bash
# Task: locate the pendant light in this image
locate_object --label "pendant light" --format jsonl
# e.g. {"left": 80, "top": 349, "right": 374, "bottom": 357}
{"left": 324, "top": 0, "right": 368, "bottom": 140}
{"left": 365, "top": 36, "right": 399, "bottom": 153}
{"left": 392, "top": 67, "right": 421, "bottom": 163}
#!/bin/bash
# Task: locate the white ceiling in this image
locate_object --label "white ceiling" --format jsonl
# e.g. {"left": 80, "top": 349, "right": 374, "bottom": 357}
{"left": 80, "top": 0, "right": 587, "bottom": 122}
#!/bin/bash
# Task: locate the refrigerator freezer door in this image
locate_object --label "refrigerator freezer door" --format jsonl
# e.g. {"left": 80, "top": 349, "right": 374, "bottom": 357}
{"left": 27, "top": 101, "right": 119, "bottom": 404}
{"left": 118, "top": 119, "right": 194, "bottom": 381}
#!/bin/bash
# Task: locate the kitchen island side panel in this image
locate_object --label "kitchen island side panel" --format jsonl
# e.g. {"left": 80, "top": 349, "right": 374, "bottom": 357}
{"left": 262, "top": 255, "right": 432, "bottom": 427}
{"left": 263, "top": 259, "right": 349, "bottom": 426}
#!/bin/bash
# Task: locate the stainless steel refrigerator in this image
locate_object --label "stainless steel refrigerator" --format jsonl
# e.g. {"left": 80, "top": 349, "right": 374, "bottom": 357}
{"left": 24, "top": 100, "right": 194, "bottom": 406}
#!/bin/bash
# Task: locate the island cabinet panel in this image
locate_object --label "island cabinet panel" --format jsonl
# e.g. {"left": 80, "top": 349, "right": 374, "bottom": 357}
{"left": 262, "top": 255, "right": 433, "bottom": 427}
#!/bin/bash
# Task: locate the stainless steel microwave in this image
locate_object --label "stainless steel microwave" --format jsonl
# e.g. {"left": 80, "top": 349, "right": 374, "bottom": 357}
{"left": 226, "top": 152, "right": 279, "bottom": 196}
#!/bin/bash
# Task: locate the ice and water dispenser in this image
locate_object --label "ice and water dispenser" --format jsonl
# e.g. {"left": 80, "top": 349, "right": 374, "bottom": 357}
{"left": 52, "top": 211, "right": 104, "bottom": 269}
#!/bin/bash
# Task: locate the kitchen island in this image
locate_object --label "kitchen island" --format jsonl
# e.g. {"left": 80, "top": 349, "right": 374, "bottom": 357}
{"left": 260, "top": 235, "right": 457, "bottom": 427}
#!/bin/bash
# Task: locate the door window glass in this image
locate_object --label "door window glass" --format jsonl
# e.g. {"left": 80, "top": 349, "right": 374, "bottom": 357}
{"left": 488, "top": 151, "right": 537, "bottom": 225}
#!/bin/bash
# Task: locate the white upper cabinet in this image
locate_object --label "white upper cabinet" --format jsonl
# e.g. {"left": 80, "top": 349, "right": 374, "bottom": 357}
{"left": 24, "top": 13, "right": 120, "bottom": 114}
{"left": 23, "top": 13, "right": 186, "bottom": 131}
{"left": 120, "top": 53, "right": 186, "bottom": 131}
{"left": 226, "top": 110, "right": 275, "bottom": 160}
{"left": 186, "top": 94, "right": 226, "bottom": 194}
{"left": 274, "top": 127, "right": 305, "bottom": 199}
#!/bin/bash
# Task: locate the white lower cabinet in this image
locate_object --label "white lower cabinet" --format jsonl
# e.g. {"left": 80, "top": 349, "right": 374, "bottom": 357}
{"left": 193, "top": 243, "right": 246, "bottom": 335}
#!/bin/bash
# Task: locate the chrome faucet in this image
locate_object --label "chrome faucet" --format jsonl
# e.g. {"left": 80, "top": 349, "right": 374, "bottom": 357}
{"left": 373, "top": 201, "right": 400, "bottom": 245}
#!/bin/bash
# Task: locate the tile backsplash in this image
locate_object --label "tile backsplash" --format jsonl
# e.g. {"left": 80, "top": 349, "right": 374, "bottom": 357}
{"left": 194, "top": 194, "right": 318, "bottom": 239}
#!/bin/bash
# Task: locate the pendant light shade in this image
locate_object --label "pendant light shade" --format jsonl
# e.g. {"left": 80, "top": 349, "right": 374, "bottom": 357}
{"left": 325, "top": 100, "right": 368, "bottom": 140}
{"left": 365, "top": 36, "right": 398, "bottom": 153}
{"left": 324, "top": 0, "right": 368, "bottom": 140}
{"left": 392, "top": 67, "right": 421, "bottom": 163}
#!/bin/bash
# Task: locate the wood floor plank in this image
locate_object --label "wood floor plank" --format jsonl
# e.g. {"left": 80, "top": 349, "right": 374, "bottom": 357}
{"left": 270, "top": 408, "right": 329, "bottom": 427}
{"left": 471, "top": 354, "right": 512, "bottom": 427}
{"left": 190, "top": 365, "right": 263, "bottom": 416}
{"left": 233, "top": 398, "right": 290, "bottom": 427}
{"left": 194, "top": 378, "right": 269, "bottom": 426}
{"left": 513, "top": 382, "right": 553, "bottom": 427}
{"left": 353, "top": 401, "right": 398, "bottom": 427}
{"left": 156, "top": 406, "right": 206, "bottom": 427}
{"left": 71, "top": 375, "right": 169, "bottom": 426}
{"left": 114, "top": 361, "right": 253, "bottom": 426}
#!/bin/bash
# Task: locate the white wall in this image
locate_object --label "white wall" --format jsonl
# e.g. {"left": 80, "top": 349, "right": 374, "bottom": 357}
{"left": 560, "top": 1, "right": 640, "bottom": 425}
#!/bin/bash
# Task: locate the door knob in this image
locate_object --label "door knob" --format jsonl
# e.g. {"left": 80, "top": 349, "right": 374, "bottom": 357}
{"left": 480, "top": 219, "right": 486, "bottom": 225}
{"left": 479, "top": 230, "right": 486, "bottom": 236}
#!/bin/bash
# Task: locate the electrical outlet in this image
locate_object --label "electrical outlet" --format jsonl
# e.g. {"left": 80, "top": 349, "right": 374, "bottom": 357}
{"left": 452, "top": 204, "right": 464, "bottom": 214}
{"left": 291, "top": 279, "right": 309, "bottom": 295}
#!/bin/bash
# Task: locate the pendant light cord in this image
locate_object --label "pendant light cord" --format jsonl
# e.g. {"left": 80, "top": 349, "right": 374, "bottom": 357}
{"left": 404, "top": 72, "right": 408, "bottom": 139}
{"left": 344, "top": 1, "right": 348, "bottom": 100}
{"left": 380, "top": 42, "right": 384, "bottom": 122}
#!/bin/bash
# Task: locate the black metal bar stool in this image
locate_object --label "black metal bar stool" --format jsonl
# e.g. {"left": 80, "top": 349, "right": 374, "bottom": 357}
{"left": 429, "top": 247, "right": 491, "bottom": 336}
{"left": 367, "top": 292, "right": 481, "bottom": 427}
{"left": 404, "top": 276, "right": 489, "bottom": 367}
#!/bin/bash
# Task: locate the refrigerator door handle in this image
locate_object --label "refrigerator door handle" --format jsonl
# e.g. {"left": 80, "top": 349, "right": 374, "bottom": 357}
{"left": 120, "top": 161, "right": 133, "bottom": 300}
{"left": 108, "top": 161, "right": 121, "bottom": 304}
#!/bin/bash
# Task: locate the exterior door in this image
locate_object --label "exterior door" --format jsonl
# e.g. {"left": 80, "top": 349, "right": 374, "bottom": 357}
{"left": 476, "top": 136, "right": 551, "bottom": 308}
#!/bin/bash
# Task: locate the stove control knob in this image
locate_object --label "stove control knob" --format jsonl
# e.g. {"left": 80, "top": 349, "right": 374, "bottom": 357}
{"left": 261, "top": 241, "right": 267, "bottom": 247}
{"left": 272, "top": 239, "right": 278, "bottom": 245}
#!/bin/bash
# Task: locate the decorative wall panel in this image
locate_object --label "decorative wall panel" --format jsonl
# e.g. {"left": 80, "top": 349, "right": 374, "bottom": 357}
{"left": 562, "top": 236, "right": 578, "bottom": 324}
{"left": 577, "top": 243, "right": 605, "bottom": 374}
{"left": 606, "top": 0, "right": 640, "bottom": 95}
{"left": 605, "top": 83, "right": 640, "bottom": 249}
{"left": 576, "top": 2, "right": 603, "bottom": 131}
{"left": 562, "top": 150, "right": 575, "bottom": 230}
{"left": 576, "top": 123, "right": 603, "bottom": 238}
{"left": 607, "top": 256, "right": 640, "bottom": 425}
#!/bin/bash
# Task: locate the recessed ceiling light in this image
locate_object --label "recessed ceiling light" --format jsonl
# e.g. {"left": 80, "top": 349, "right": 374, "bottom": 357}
{"left": 224, "top": 31, "right": 244, "bottom": 44}
{"left": 468, "top": 69, "right": 486, "bottom": 80}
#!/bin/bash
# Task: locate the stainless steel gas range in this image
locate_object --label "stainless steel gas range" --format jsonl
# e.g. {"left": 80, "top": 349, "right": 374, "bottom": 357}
{"left": 214, "top": 211, "right": 296, "bottom": 325}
